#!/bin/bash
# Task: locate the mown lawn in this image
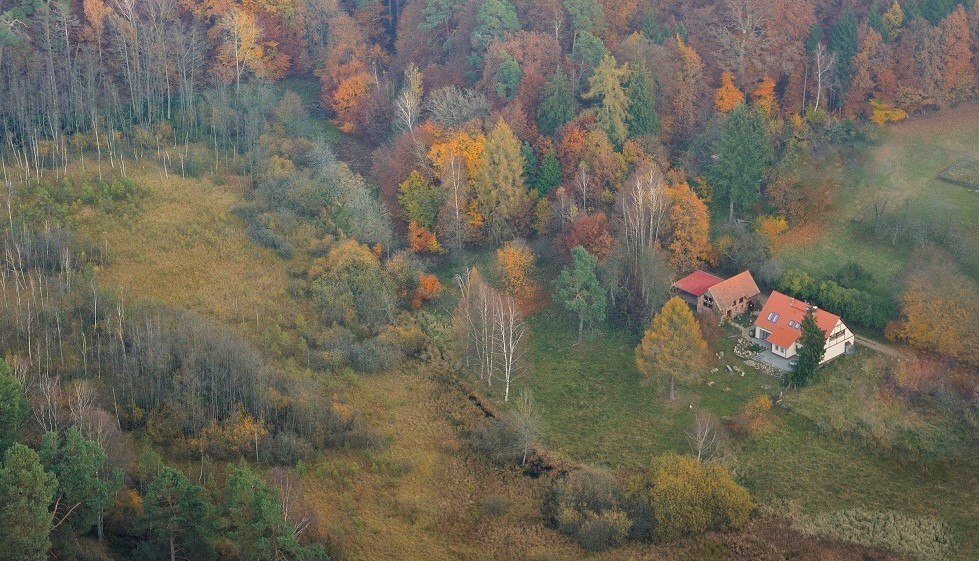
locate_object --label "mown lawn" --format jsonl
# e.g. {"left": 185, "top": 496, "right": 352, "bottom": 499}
{"left": 777, "top": 103, "right": 979, "bottom": 287}
{"left": 524, "top": 308, "right": 979, "bottom": 559}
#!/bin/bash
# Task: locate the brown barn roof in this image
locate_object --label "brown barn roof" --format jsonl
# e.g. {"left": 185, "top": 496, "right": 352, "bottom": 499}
{"left": 705, "top": 271, "right": 760, "bottom": 311}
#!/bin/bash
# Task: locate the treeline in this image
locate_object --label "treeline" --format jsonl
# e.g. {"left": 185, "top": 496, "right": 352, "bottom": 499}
{"left": 779, "top": 265, "right": 896, "bottom": 331}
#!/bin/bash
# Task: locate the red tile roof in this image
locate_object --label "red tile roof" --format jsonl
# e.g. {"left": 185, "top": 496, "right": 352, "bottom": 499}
{"left": 705, "top": 271, "right": 760, "bottom": 310}
{"left": 754, "top": 291, "right": 841, "bottom": 349}
{"left": 672, "top": 270, "right": 724, "bottom": 297}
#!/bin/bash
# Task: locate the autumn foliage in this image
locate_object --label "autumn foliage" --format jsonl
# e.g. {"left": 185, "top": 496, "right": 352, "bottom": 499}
{"left": 714, "top": 71, "right": 745, "bottom": 114}
{"left": 496, "top": 239, "right": 535, "bottom": 300}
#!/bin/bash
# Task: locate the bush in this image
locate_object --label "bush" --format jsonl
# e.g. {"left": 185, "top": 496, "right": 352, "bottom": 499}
{"left": 626, "top": 453, "right": 752, "bottom": 542}
{"left": 546, "top": 468, "right": 630, "bottom": 551}
{"left": 350, "top": 338, "right": 404, "bottom": 373}
{"left": 259, "top": 432, "right": 314, "bottom": 465}
{"left": 182, "top": 150, "right": 208, "bottom": 178}
{"left": 471, "top": 418, "right": 524, "bottom": 465}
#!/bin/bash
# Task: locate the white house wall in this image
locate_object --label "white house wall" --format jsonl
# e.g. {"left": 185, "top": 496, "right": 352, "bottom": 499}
{"left": 820, "top": 320, "right": 855, "bottom": 363}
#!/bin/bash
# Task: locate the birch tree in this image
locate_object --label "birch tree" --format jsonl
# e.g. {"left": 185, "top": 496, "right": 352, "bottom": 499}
{"left": 493, "top": 293, "right": 526, "bottom": 402}
{"left": 394, "top": 63, "right": 423, "bottom": 132}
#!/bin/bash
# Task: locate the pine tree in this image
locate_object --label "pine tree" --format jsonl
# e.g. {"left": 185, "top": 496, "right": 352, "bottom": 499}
{"left": 0, "top": 358, "right": 27, "bottom": 453}
{"left": 39, "top": 428, "right": 119, "bottom": 539}
{"left": 537, "top": 70, "right": 575, "bottom": 136}
{"left": 494, "top": 52, "right": 522, "bottom": 99}
{"left": 707, "top": 104, "right": 773, "bottom": 221}
{"left": 635, "top": 296, "right": 709, "bottom": 401}
{"left": 830, "top": 7, "right": 859, "bottom": 88}
{"left": 563, "top": 0, "right": 606, "bottom": 34}
{"left": 531, "top": 150, "right": 563, "bottom": 195}
{"left": 469, "top": 0, "right": 520, "bottom": 70}
{"left": 398, "top": 170, "right": 443, "bottom": 229}
{"left": 625, "top": 65, "right": 659, "bottom": 137}
{"left": 584, "top": 54, "right": 630, "bottom": 147}
{"left": 788, "top": 307, "right": 826, "bottom": 388}
{"left": 142, "top": 466, "right": 216, "bottom": 561}
{"left": 225, "top": 464, "right": 328, "bottom": 561}
{"left": 883, "top": 1, "right": 906, "bottom": 40}
{"left": 554, "top": 246, "right": 606, "bottom": 341}
{"left": 0, "top": 444, "right": 57, "bottom": 561}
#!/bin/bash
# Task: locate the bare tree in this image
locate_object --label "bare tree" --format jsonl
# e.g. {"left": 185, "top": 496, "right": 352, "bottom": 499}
{"left": 511, "top": 390, "right": 539, "bottom": 465}
{"left": 393, "top": 63, "right": 423, "bottom": 132}
{"left": 811, "top": 42, "right": 836, "bottom": 111}
{"left": 267, "top": 468, "right": 317, "bottom": 539}
{"left": 436, "top": 152, "right": 467, "bottom": 253}
{"left": 685, "top": 410, "right": 720, "bottom": 461}
{"left": 618, "top": 161, "right": 668, "bottom": 266}
{"left": 455, "top": 268, "right": 497, "bottom": 385}
{"left": 33, "top": 374, "right": 64, "bottom": 433}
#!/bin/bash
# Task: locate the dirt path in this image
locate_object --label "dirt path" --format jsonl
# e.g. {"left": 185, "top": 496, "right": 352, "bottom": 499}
{"left": 854, "top": 334, "right": 909, "bottom": 360}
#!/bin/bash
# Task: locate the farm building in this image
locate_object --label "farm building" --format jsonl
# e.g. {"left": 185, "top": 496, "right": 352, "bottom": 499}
{"left": 753, "top": 291, "right": 855, "bottom": 364}
{"left": 672, "top": 270, "right": 761, "bottom": 319}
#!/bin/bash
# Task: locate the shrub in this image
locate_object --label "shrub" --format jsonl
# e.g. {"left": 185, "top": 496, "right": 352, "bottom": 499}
{"left": 258, "top": 432, "right": 314, "bottom": 466}
{"left": 737, "top": 395, "right": 774, "bottom": 436}
{"left": 546, "top": 467, "right": 629, "bottom": 551}
{"left": 471, "top": 418, "right": 524, "bottom": 465}
{"left": 350, "top": 338, "right": 404, "bottom": 373}
{"left": 627, "top": 453, "right": 752, "bottom": 542}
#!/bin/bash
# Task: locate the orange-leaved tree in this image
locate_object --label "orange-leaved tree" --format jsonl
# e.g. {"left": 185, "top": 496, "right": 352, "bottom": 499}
{"left": 636, "top": 296, "right": 709, "bottom": 401}
{"left": 665, "top": 181, "right": 714, "bottom": 272}
{"left": 714, "top": 70, "right": 744, "bottom": 114}
{"left": 411, "top": 273, "right": 443, "bottom": 309}
{"left": 496, "top": 239, "right": 535, "bottom": 300}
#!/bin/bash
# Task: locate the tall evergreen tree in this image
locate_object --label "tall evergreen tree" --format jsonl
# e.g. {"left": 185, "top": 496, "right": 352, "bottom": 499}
{"left": 0, "top": 444, "right": 57, "bottom": 561}
{"left": 830, "top": 7, "right": 859, "bottom": 88}
{"left": 494, "top": 52, "right": 522, "bottom": 99}
{"left": 787, "top": 307, "right": 826, "bottom": 388}
{"left": 469, "top": 0, "right": 520, "bottom": 70}
{"left": 0, "top": 358, "right": 27, "bottom": 453}
{"left": 554, "top": 246, "right": 607, "bottom": 341}
{"left": 531, "top": 150, "right": 563, "bottom": 195}
{"left": 537, "top": 70, "right": 575, "bottom": 136}
{"left": 584, "top": 54, "right": 630, "bottom": 147}
{"left": 625, "top": 65, "right": 659, "bottom": 138}
{"left": 707, "top": 104, "right": 773, "bottom": 221}
{"left": 141, "top": 466, "right": 216, "bottom": 561}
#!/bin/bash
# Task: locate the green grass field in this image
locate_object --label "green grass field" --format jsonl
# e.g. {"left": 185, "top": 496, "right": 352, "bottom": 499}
{"left": 523, "top": 308, "right": 979, "bottom": 559}
{"left": 778, "top": 104, "right": 979, "bottom": 288}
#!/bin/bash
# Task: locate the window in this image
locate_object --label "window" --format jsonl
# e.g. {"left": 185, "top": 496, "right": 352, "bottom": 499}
{"left": 767, "top": 312, "right": 780, "bottom": 323}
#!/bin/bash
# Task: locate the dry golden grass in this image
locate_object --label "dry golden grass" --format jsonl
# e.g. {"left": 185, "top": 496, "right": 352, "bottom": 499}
{"left": 72, "top": 160, "right": 296, "bottom": 327}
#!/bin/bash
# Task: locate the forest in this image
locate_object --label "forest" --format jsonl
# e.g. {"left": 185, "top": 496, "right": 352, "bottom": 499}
{"left": 0, "top": 0, "right": 978, "bottom": 559}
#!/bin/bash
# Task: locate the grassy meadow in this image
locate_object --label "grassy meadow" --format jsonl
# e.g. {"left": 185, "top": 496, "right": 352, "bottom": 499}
{"left": 521, "top": 305, "right": 979, "bottom": 559}
{"left": 777, "top": 103, "right": 979, "bottom": 288}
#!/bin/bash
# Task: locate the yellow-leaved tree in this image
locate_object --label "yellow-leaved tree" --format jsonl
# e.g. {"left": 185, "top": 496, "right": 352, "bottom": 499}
{"left": 636, "top": 296, "right": 709, "bottom": 401}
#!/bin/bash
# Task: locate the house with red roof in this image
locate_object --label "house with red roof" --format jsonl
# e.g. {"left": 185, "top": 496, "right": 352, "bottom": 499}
{"left": 753, "top": 291, "right": 855, "bottom": 364}
{"left": 672, "top": 270, "right": 761, "bottom": 319}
